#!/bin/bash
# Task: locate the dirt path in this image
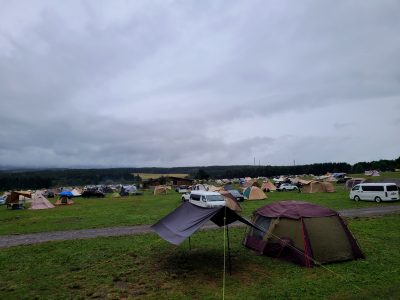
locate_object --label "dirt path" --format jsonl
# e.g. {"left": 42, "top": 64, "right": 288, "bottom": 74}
{"left": 1, "top": 205, "right": 399, "bottom": 249}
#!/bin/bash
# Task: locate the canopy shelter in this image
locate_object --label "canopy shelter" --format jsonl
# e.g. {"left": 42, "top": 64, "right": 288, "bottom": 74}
{"left": 55, "top": 197, "right": 74, "bottom": 205}
{"left": 55, "top": 190, "right": 74, "bottom": 205}
{"left": 243, "top": 201, "right": 364, "bottom": 267}
{"left": 152, "top": 202, "right": 262, "bottom": 274}
{"left": 6, "top": 191, "right": 32, "bottom": 209}
{"left": 59, "top": 191, "right": 74, "bottom": 197}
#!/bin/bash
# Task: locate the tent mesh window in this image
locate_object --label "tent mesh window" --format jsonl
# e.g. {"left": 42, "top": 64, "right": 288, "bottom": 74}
{"left": 250, "top": 216, "right": 271, "bottom": 239}
{"left": 268, "top": 218, "right": 305, "bottom": 251}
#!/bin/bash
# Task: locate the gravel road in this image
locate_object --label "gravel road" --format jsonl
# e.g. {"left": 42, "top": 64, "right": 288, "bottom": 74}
{"left": 1, "top": 205, "right": 399, "bottom": 249}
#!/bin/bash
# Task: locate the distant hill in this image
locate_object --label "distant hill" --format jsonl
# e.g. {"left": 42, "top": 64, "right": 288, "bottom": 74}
{"left": 0, "top": 156, "right": 398, "bottom": 190}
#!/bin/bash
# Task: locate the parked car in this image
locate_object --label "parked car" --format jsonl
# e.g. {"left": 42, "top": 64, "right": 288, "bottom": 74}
{"left": 0, "top": 196, "right": 6, "bottom": 205}
{"left": 81, "top": 190, "right": 105, "bottom": 198}
{"left": 226, "top": 189, "right": 245, "bottom": 202}
{"left": 43, "top": 191, "right": 54, "bottom": 198}
{"left": 186, "top": 191, "right": 226, "bottom": 208}
{"left": 349, "top": 183, "right": 399, "bottom": 202}
{"left": 277, "top": 183, "right": 299, "bottom": 192}
{"left": 175, "top": 185, "right": 189, "bottom": 194}
{"left": 182, "top": 192, "right": 190, "bottom": 202}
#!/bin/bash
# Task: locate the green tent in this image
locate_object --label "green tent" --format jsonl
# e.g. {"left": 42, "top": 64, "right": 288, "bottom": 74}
{"left": 243, "top": 201, "right": 364, "bottom": 266}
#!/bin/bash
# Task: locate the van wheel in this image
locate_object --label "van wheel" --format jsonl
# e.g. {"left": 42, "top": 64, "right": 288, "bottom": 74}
{"left": 375, "top": 196, "right": 382, "bottom": 203}
{"left": 354, "top": 196, "right": 360, "bottom": 202}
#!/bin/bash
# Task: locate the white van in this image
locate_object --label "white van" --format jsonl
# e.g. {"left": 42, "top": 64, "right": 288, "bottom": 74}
{"left": 349, "top": 183, "right": 399, "bottom": 202}
{"left": 188, "top": 191, "right": 226, "bottom": 208}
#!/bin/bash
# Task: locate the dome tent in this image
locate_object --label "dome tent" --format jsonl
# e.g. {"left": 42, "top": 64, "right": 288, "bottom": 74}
{"left": 154, "top": 185, "right": 169, "bottom": 195}
{"left": 243, "top": 201, "right": 364, "bottom": 266}
{"left": 261, "top": 181, "right": 277, "bottom": 192}
{"left": 243, "top": 186, "right": 267, "bottom": 200}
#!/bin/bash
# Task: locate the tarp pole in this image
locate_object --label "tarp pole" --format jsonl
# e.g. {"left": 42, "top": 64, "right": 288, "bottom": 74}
{"left": 226, "top": 224, "right": 232, "bottom": 276}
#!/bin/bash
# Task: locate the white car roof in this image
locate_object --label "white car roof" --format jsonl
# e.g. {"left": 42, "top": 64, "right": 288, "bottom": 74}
{"left": 190, "top": 191, "right": 221, "bottom": 196}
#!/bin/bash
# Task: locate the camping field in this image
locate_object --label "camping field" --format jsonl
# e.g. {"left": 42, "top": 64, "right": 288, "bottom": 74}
{"left": 1, "top": 179, "right": 400, "bottom": 299}
{"left": 0, "top": 215, "right": 399, "bottom": 299}
{"left": 0, "top": 183, "right": 400, "bottom": 235}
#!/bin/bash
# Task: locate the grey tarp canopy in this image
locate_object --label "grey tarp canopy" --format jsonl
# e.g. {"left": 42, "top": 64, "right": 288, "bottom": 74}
{"left": 152, "top": 201, "right": 260, "bottom": 245}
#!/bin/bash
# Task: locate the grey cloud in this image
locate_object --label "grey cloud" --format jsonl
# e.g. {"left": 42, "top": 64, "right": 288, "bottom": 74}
{"left": 0, "top": 1, "right": 399, "bottom": 168}
{"left": 333, "top": 122, "right": 354, "bottom": 129}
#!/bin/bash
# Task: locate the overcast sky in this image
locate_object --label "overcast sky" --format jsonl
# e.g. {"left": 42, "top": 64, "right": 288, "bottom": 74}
{"left": 0, "top": 1, "right": 399, "bottom": 168}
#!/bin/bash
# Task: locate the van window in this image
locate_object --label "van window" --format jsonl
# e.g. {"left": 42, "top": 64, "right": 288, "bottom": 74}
{"left": 387, "top": 185, "right": 398, "bottom": 191}
{"left": 361, "top": 185, "right": 384, "bottom": 192}
{"left": 190, "top": 194, "right": 201, "bottom": 201}
{"left": 351, "top": 185, "right": 359, "bottom": 191}
{"left": 206, "top": 195, "right": 225, "bottom": 202}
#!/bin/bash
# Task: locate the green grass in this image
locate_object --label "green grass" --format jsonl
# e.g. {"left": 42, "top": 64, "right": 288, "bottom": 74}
{"left": 1, "top": 185, "right": 399, "bottom": 236}
{"left": 0, "top": 215, "right": 399, "bottom": 299}
{"left": 0, "top": 191, "right": 181, "bottom": 235}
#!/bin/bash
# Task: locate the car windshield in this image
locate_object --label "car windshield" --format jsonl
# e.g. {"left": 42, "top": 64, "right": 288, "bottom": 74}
{"left": 207, "top": 195, "right": 225, "bottom": 202}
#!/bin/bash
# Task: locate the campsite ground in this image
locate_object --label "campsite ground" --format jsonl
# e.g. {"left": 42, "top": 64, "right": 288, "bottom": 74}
{"left": 1, "top": 175, "right": 400, "bottom": 299}
{"left": 1, "top": 182, "right": 400, "bottom": 235}
{"left": 0, "top": 215, "right": 399, "bottom": 299}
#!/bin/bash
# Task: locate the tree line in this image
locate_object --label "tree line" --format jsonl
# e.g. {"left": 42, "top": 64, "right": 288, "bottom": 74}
{"left": 0, "top": 157, "right": 399, "bottom": 190}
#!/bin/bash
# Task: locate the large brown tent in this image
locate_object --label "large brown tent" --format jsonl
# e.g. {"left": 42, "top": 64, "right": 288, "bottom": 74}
{"left": 243, "top": 186, "right": 267, "bottom": 200}
{"left": 243, "top": 201, "right": 364, "bottom": 266}
{"left": 301, "top": 181, "right": 335, "bottom": 193}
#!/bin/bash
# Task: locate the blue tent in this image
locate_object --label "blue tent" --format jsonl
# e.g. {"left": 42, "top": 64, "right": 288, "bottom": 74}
{"left": 59, "top": 191, "right": 73, "bottom": 197}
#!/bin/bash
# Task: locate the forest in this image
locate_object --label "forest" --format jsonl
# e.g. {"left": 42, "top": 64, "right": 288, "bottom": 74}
{"left": 0, "top": 157, "right": 399, "bottom": 190}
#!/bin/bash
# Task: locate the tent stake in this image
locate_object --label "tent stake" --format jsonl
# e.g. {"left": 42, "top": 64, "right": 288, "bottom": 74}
{"left": 226, "top": 224, "right": 232, "bottom": 276}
